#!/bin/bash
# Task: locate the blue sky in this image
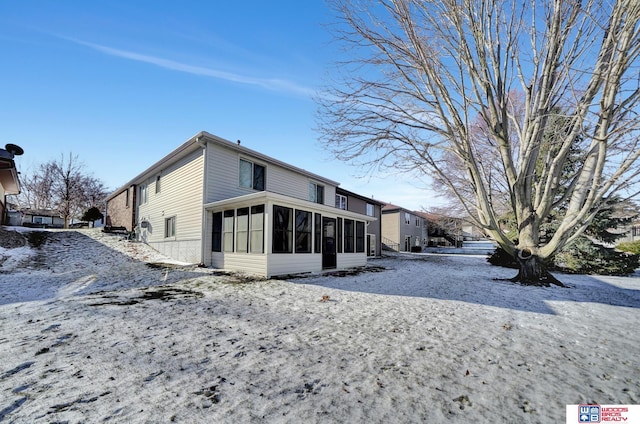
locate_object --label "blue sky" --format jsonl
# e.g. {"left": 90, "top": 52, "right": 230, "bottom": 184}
{"left": 0, "top": 1, "right": 441, "bottom": 211}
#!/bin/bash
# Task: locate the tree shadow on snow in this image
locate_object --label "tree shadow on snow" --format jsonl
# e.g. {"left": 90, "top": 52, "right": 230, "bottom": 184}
{"left": 287, "top": 254, "right": 640, "bottom": 315}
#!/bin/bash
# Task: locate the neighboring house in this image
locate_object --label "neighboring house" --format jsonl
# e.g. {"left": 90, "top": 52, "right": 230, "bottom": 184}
{"left": 381, "top": 203, "right": 427, "bottom": 252}
{"left": 418, "top": 212, "right": 463, "bottom": 247}
{"left": 0, "top": 144, "right": 23, "bottom": 225}
{"left": 105, "top": 184, "right": 137, "bottom": 230}
{"left": 21, "top": 209, "right": 65, "bottom": 228}
{"left": 105, "top": 131, "right": 376, "bottom": 277}
{"left": 615, "top": 219, "right": 640, "bottom": 243}
{"left": 335, "top": 187, "right": 384, "bottom": 257}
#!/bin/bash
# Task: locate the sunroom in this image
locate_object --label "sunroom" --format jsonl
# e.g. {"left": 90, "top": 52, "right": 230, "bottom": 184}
{"left": 203, "top": 191, "right": 376, "bottom": 278}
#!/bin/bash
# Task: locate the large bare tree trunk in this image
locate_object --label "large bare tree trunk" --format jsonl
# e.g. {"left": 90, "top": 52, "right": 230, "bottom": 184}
{"left": 512, "top": 248, "right": 565, "bottom": 287}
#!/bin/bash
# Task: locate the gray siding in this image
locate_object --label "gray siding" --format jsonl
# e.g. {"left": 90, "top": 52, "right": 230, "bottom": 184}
{"left": 205, "top": 142, "right": 337, "bottom": 206}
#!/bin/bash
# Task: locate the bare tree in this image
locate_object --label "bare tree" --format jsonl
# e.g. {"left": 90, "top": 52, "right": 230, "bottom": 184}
{"left": 17, "top": 162, "right": 56, "bottom": 211}
{"left": 51, "top": 153, "right": 86, "bottom": 228}
{"left": 318, "top": 0, "right": 640, "bottom": 285}
{"left": 15, "top": 154, "right": 108, "bottom": 228}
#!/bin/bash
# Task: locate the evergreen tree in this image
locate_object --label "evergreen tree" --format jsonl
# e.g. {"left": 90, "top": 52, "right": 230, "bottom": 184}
{"left": 82, "top": 206, "right": 104, "bottom": 228}
{"left": 489, "top": 198, "right": 640, "bottom": 275}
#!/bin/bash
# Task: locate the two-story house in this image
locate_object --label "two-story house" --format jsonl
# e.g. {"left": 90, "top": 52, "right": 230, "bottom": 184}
{"left": 381, "top": 203, "right": 427, "bottom": 252}
{"left": 0, "top": 144, "right": 23, "bottom": 225}
{"left": 335, "top": 187, "right": 384, "bottom": 257}
{"left": 105, "top": 131, "right": 375, "bottom": 278}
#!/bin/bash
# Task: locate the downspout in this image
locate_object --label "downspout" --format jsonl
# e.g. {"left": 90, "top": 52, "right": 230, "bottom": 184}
{"left": 198, "top": 136, "right": 208, "bottom": 266}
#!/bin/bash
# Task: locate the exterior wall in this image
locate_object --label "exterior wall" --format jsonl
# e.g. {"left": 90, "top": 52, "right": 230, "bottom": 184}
{"left": 381, "top": 211, "right": 401, "bottom": 250}
{"left": 381, "top": 209, "right": 425, "bottom": 251}
{"left": 137, "top": 149, "right": 205, "bottom": 263}
{"left": 204, "top": 193, "right": 372, "bottom": 277}
{"left": 402, "top": 213, "right": 426, "bottom": 250}
{"left": 205, "top": 142, "right": 338, "bottom": 207}
{"left": 340, "top": 193, "right": 382, "bottom": 256}
{"left": 105, "top": 185, "right": 136, "bottom": 230}
{"left": 0, "top": 184, "right": 5, "bottom": 224}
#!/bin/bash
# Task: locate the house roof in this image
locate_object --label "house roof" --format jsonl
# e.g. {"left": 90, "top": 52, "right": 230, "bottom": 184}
{"left": 381, "top": 202, "right": 416, "bottom": 214}
{"left": 336, "top": 187, "right": 386, "bottom": 206}
{"left": 107, "top": 131, "right": 341, "bottom": 201}
{"left": 22, "top": 209, "right": 62, "bottom": 218}
{"left": 0, "top": 147, "right": 21, "bottom": 194}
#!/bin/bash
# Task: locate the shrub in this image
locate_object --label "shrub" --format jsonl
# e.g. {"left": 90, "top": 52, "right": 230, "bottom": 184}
{"left": 486, "top": 247, "right": 518, "bottom": 269}
{"left": 617, "top": 240, "right": 640, "bottom": 255}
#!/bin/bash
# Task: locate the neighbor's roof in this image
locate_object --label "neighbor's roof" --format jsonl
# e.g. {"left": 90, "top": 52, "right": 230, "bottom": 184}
{"left": 336, "top": 186, "right": 386, "bottom": 206}
{"left": 381, "top": 202, "right": 416, "bottom": 214}
{"left": 107, "top": 131, "right": 341, "bottom": 201}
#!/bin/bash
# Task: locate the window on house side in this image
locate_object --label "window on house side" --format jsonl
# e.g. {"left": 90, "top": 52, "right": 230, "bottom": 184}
{"left": 223, "top": 210, "right": 235, "bottom": 252}
{"left": 239, "top": 159, "right": 266, "bottom": 191}
{"left": 366, "top": 203, "right": 374, "bottom": 216}
{"left": 404, "top": 212, "right": 411, "bottom": 225}
{"left": 337, "top": 217, "right": 343, "bottom": 253}
{"left": 309, "top": 182, "right": 324, "bottom": 204}
{"left": 236, "top": 207, "right": 249, "bottom": 253}
{"left": 314, "top": 213, "right": 322, "bottom": 253}
{"left": 139, "top": 184, "right": 148, "bottom": 205}
{"left": 250, "top": 205, "right": 265, "bottom": 253}
{"left": 335, "top": 194, "right": 347, "bottom": 210}
{"left": 273, "top": 205, "right": 293, "bottom": 253}
{"left": 125, "top": 189, "right": 130, "bottom": 207}
{"left": 295, "top": 209, "right": 312, "bottom": 253}
{"left": 165, "top": 216, "right": 176, "bottom": 238}
{"left": 344, "top": 219, "right": 354, "bottom": 253}
{"left": 156, "top": 175, "right": 161, "bottom": 194}
{"left": 356, "top": 221, "right": 365, "bottom": 253}
{"left": 212, "top": 212, "right": 222, "bottom": 252}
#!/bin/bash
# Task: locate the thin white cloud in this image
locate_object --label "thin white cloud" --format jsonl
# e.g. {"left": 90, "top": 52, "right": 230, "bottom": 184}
{"left": 63, "top": 36, "right": 316, "bottom": 98}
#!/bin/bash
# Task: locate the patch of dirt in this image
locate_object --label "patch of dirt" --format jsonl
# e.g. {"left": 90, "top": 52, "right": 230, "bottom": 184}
{"left": 87, "top": 287, "right": 203, "bottom": 306}
{"left": 277, "top": 265, "right": 387, "bottom": 280}
{"left": 25, "top": 231, "right": 50, "bottom": 248}
{"left": 0, "top": 227, "right": 28, "bottom": 249}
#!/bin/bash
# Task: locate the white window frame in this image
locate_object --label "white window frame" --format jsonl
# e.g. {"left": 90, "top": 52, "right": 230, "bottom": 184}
{"left": 309, "top": 182, "right": 324, "bottom": 204}
{"left": 366, "top": 203, "right": 375, "bottom": 217}
{"left": 164, "top": 216, "right": 176, "bottom": 238}
{"left": 139, "top": 184, "right": 148, "bottom": 205}
{"left": 336, "top": 194, "right": 347, "bottom": 210}
{"left": 239, "top": 158, "right": 266, "bottom": 191}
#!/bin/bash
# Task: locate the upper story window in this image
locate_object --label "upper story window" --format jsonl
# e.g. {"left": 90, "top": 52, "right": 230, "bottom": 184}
{"left": 416, "top": 217, "right": 421, "bottom": 227}
{"left": 366, "top": 203, "right": 375, "bottom": 217}
{"left": 155, "top": 175, "right": 161, "bottom": 194}
{"left": 139, "top": 184, "right": 148, "bottom": 205}
{"left": 309, "top": 182, "right": 324, "bottom": 204}
{"left": 125, "top": 188, "right": 130, "bottom": 207}
{"left": 404, "top": 212, "right": 411, "bottom": 225}
{"left": 239, "top": 158, "right": 265, "bottom": 191}
{"left": 336, "top": 194, "right": 347, "bottom": 210}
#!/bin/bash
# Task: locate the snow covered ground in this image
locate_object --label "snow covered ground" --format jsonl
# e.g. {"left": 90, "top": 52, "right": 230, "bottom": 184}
{"left": 0, "top": 227, "right": 638, "bottom": 423}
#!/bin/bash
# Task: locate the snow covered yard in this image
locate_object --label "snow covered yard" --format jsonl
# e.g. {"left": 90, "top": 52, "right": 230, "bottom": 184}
{"left": 0, "top": 227, "right": 638, "bottom": 423}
